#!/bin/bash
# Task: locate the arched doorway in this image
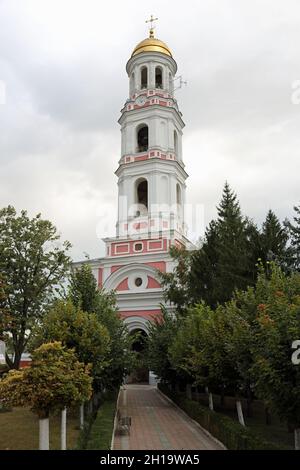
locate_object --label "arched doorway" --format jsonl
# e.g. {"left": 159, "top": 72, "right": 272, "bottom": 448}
{"left": 128, "top": 328, "right": 149, "bottom": 384}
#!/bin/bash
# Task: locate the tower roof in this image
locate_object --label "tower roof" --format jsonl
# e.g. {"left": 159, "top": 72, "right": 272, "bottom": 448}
{"left": 131, "top": 31, "right": 172, "bottom": 58}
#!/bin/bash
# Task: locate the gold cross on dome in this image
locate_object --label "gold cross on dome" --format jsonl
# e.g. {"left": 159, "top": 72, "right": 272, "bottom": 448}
{"left": 146, "top": 15, "right": 158, "bottom": 38}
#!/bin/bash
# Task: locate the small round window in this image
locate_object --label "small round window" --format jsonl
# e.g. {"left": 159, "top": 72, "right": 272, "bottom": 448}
{"left": 135, "top": 243, "right": 143, "bottom": 252}
{"left": 135, "top": 277, "right": 143, "bottom": 287}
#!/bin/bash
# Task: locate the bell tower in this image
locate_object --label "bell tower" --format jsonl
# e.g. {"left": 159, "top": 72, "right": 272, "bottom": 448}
{"left": 116, "top": 23, "right": 188, "bottom": 240}
{"left": 75, "top": 22, "right": 192, "bottom": 348}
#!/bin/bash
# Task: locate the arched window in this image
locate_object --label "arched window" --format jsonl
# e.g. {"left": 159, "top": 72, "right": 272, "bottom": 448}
{"left": 174, "top": 130, "right": 178, "bottom": 154}
{"left": 137, "top": 125, "right": 148, "bottom": 152}
{"left": 141, "top": 67, "right": 148, "bottom": 89}
{"left": 136, "top": 179, "right": 148, "bottom": 210}
{"left": 155, "top": 66, "right": 163, "bottom": 88}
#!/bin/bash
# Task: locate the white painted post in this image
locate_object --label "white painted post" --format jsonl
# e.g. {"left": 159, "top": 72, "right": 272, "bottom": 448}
{"left": 39, "top": 417, "right": 49, "bottom": 450}
{"left": 295, "top": 428, "right": 300, "bottom": 450}
{"left": 80, "top": 403, "right": 84, "bottom": 430}
{"left": 208, "top": 392, "right": 214, "bottom": 411}
{"left": 236, "top": 400, "right": 245, "bottom": 426}
{"left": 61, "top": 408, "right": 67, "bottom": 450}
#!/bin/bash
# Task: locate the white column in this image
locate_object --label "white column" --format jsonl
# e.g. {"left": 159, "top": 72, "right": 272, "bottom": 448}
{"left": 39, "top": 418, "right": 49, "bottom": 450}
{"left": 236, "top": 400, "right": 245, "bottom": 426}
{"left": 61, "top": 408, "right": 67, "bottom": 450}
{"left": 149, "top": 61, "right": 155, "bottom": 88}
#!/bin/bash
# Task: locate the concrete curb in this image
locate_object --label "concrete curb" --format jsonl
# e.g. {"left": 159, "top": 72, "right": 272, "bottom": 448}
{"left": 156, "top": 387, "right": 227, "bottom": 450}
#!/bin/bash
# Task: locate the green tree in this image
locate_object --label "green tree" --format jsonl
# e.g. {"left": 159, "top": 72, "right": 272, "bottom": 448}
{"left": 259, "top": 210, "right": 288, "bottom": 268}
{"left": 146, "top": 307, "right": 180, "bottom": 386}
{"left": 0, "top": 342, "right": 92, "bottom": 449}
{"left": 69, "top": 262, "right": 99, "bottom": 314}
{"left": 70, "top": 263, "right": 134, "bottom": 390}
{"left": 211, "top": 182, "right": 256, "bottom": 304}
{"left": 251, "top": 265, "right": 300, "bottom": 449}
{"left": 160, "top": 183, "right": 258, "bottom": 309}
{"left": 159, "top": 246, "right": 193, "bottom": 315}
{"left": 0, "top": 206, "right": 71, "bottom": 369}
{"left": 31, "top": 300, "right": 110, "bottom": 391}
{"left": 285, "top": 203, "right": 300, "bottom": 271}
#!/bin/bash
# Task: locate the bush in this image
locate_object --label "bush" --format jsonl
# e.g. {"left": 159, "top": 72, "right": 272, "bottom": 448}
{"left": 158, "top": 384, "right": 287, "bottom": 450}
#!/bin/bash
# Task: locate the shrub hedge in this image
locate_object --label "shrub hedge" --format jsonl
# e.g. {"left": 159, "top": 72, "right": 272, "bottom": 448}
{"left": 158, "top": 384, "right": 286, "bottom": 450}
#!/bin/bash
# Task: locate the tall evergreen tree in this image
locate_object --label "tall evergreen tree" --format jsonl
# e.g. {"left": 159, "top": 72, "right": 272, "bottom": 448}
{"left": 161, "top": 183, "right": 259, "bottom": 310}
{"left": 259, "top": 210, "right": 288, "bottom": 270}
{"left": 212, "top": 182, "right": 256, "bottom": 304}
{"left": 285, "top": 203, "right": 300, "bottom": 271}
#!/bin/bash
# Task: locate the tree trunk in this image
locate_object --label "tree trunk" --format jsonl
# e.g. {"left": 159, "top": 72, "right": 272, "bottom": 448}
{"left": 186, "top": 384, "right": 192, "bottom": 400}
{"left": 295, "top": 428, "right": 300, "bottom": 450}
{"left": 39, "top": 417, "right": 50, "bottom": 450}
{"left": 209, "top": 392, "right": 214, "bottom": 411}
{"left": 236, "top": 400, "right": 245, "bottom": 426}
{"left": 195, "top": 387, "right": 199, "bottom": 402}
{"left": 5, "top": 351, "right": 13, "bottom": 369}
{"left": 80, "top": 403, "right": 84, "bottom": 430}
{"left": 61, "top": 408, "right": 67, "bottom": 450}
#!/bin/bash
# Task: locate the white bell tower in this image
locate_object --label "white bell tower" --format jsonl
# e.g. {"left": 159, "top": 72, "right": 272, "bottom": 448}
{"left": 75, "top": 20, "right": 192, "bottom": 342}
{"left": 116, "top": 21, "right": 188, "bottom": 240}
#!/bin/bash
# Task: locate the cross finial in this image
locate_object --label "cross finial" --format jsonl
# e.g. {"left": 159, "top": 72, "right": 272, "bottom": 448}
{"left": 146, "top": 15, "right": 158, "bottom": 38}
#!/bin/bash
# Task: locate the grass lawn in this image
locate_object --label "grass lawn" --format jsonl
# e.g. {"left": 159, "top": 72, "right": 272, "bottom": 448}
{"left": 0, "top": 407, "right": 80, "bottom": 450}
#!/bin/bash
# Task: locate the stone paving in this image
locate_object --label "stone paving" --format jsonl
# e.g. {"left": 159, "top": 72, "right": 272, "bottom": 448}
{"left": 113, "top": 384, "right": 224, "bottom": 450}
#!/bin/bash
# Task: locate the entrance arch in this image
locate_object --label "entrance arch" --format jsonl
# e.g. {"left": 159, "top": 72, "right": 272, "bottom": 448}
{"left": 124, "top": 319, "right": 150, "bottom": 384}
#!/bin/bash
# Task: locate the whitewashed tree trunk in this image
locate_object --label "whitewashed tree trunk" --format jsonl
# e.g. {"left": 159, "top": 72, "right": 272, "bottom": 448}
{"left": 61, "top": 408, "right": 67, "bottom": 450}
{"left": 236, "top": 400, "right": 245, "bottom": 426}
{"left": 186, "top": 384, "right": 192, "bottom": 400}
{"left": 80, "top": 403, "right": 84, "bottom": 430}
{"left": 295, "top": 428, "right": 300, "bottom": 450}
{"left": 208, "top": 392, "right": 214, "bottom": 411}
{"left": 39, "top": 417, "right": 49, "bottom": 450}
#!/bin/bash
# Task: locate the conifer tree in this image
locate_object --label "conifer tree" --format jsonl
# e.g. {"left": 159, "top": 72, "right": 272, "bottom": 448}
{"left": 212, "top": 182, "right": 255, "bottom": 304}
{"left": 259, "top": 210, "right": 288, "bottom": 268}
{"left": 285, "top": 203, "right": 300, "bottom": 271}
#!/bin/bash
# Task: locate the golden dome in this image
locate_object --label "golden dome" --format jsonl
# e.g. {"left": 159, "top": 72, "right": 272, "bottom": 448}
{"left": 131, "top": 32, "right": 172, "bottom": 58}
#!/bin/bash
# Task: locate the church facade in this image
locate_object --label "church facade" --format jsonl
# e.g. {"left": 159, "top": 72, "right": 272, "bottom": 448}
{"left": 74, "top": 27, "right": 191, "bottom": 336}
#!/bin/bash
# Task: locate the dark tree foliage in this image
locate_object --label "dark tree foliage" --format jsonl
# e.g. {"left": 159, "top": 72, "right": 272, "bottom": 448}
{"left": 258, "top": 210, "right": 288, "bottom": 270}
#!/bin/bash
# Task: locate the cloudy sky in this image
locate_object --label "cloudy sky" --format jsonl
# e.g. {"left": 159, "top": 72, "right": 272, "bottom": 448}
{"left": 0, "top": 0, "right": 299, "bottom": 260}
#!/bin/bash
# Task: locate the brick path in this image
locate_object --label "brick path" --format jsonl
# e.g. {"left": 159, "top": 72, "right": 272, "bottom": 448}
{"left": 113, "top": 384, "right": 224, "bottom": 450}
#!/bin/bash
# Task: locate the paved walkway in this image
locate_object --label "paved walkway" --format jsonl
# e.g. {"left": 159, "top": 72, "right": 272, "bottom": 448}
{"left": 113, "top": 384, "right": 224, "bottom": 450}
